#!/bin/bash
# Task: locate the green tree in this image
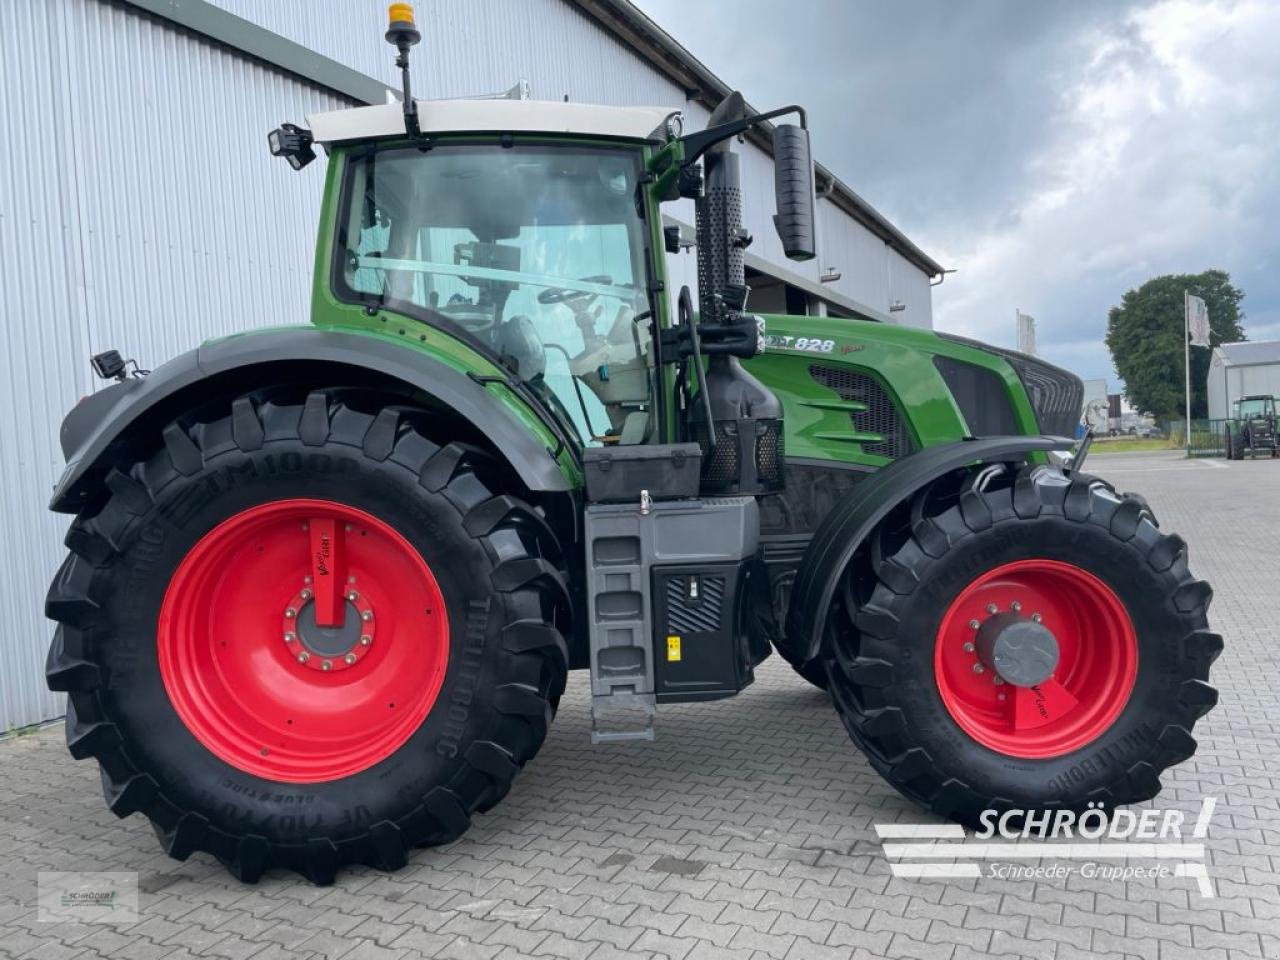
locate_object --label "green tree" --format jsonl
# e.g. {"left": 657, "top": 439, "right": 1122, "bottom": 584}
{"left": 1105, "top": 270, "right": 1246, "bottom": 419}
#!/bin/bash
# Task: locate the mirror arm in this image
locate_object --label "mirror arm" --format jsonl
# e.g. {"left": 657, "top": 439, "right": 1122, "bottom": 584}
{"left": 678, "top": 105, "right": 808, "bottom": 169}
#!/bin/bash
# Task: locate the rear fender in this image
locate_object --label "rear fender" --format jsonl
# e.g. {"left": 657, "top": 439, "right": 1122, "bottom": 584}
{"left": 783, "top": 435, "right": 1074, "bottom": 663}
{"left": 51, "top": 328, "right": 574, "bottom": 513}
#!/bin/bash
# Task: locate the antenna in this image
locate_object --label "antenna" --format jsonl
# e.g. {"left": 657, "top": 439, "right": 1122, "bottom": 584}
{"left": 385, "top": 4, "right": 422, "bottom": 137}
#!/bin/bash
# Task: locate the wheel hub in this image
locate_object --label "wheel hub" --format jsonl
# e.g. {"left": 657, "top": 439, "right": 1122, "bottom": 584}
{"left": 282, "top": 585, "right": 375, "bottom": 672}
{"left": 975, "top": 612, "right": 1059, "bottom": 687}
{"left": 933, "top": 558, "right": 1139, "bottom": 759}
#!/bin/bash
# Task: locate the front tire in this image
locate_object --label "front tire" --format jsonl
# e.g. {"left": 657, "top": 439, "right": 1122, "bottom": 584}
{"left": 824, "top": 463, "right": 1221, "bottom": 825}
{"left": 46, "top": 389, "right": 568, "bottom": 883}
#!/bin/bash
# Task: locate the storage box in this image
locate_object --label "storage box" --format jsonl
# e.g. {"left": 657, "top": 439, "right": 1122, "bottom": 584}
{"left": 583, "top": 443, "right": 701, "bottom": 503}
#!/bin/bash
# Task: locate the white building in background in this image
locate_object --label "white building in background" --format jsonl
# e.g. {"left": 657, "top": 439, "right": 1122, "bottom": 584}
{"left": 1206, "top": 341, "right": 1280, "bottom": 420}
{"left": 1, "top": 0, "right": 943, "bottom": 729}
{"left": 1016, "top": 310, "right": 1038, "bottom": 355}
{"left": 1082, "top": 378, "right": 1109, "bottom": 433}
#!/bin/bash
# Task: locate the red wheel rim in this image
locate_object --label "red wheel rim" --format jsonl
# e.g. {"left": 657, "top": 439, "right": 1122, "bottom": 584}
{"left": 158, "top": 499, "right": 448, "bottom": 782}
{"left": 934, "top": 559, "right": 1137, "bottom": 759}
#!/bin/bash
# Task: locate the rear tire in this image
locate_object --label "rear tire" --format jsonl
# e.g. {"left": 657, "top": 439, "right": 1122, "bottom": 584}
{"left": 45, "top": 389, "right": 568, "bottom": 883}
{"left": 823, "top": 463, "right": 1221, "bottom": 826}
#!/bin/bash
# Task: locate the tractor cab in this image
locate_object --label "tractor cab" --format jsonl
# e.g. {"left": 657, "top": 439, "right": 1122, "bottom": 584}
{"left": 311, "top": 102, "right": 666, "bottom": 448}
{"left": 285, "top": 9, "right": 817, "bottom": 494}
{"left": 1232, "top": 395, "right": 1276, "bottom": 419}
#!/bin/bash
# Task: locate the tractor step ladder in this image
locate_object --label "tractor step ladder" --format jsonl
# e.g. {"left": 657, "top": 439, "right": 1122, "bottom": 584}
{"left": 584, "top": 501, "right": 659, "bottom": 744}
{"left": 583, "top": 494, "right": 760, "bottom": 744}
{"left": 589, "top": 692, "right": 655, "bottom": 744}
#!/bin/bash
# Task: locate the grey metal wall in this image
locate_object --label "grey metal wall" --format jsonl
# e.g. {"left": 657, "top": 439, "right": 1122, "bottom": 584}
{"left": 1207, "top": 356, "right": 1228, "bottom": 421}
{"left": 0, "top": 0, "right": 349, "bottom": 730}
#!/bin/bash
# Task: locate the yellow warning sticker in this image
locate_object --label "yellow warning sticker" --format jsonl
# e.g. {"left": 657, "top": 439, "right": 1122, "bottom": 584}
{"left": 666, "top": 635, "right": 682, "bottom": 662}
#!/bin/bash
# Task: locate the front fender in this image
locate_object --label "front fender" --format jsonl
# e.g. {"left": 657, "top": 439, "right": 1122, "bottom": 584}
{"left": 51, "top": 327, "right": 575, "bottom": 513}
{"left": 783, "top": 435, "right": 1074, "bottom": 664}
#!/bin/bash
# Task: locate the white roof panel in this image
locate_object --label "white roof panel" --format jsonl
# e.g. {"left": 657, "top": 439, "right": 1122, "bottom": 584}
{"left": 307, "top": 98, "right": 676, "bottom": 145}
{"left": 1215, "top": 340, "right": 1280, "bottom": 367}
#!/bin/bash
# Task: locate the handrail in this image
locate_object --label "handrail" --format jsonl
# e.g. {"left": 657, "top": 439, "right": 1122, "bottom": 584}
{"left": 356, "top": 256, "right": 638, "bottom": 300}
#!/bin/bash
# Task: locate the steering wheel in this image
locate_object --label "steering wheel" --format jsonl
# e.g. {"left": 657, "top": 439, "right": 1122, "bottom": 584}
{"left": 536, "top": 275, "right": 612, "bottom": 305}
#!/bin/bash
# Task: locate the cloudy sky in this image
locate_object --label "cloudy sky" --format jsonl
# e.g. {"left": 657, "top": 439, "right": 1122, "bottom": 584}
{"left": 633, "top": 0, "right": 1280, "bottom": 383}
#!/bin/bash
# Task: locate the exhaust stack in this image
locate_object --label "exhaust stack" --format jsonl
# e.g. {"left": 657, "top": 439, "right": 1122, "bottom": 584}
{"left": 688, "top": 93, "right": 785, "bottom": 496}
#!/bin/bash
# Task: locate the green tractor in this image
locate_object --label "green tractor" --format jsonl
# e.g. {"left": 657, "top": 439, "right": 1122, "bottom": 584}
{"left": 1226, "top": 395, "right": 1278, "bottom": 459}
{"left": 45, "top": 7, "right": 1220, "bottom": 884}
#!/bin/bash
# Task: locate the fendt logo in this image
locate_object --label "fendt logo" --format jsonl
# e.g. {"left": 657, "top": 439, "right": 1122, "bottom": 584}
{"left": 314, "top": 533, "right": 331, "bottom": 577}
{"left": 875, "top": 798, "right": 1217, "bottom": 897}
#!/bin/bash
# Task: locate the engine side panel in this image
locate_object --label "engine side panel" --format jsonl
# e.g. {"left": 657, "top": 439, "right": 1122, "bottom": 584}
{"left": 744, "top": 313, "right": 1041, "bottom": 470}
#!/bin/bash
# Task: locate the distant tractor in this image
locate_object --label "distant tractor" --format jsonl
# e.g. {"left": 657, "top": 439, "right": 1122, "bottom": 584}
{"left": 44, "top": 5, "right": 1221, "bottom": 883}
{"left": 1226, "top": 395, "right": 1278, "bottom": 459}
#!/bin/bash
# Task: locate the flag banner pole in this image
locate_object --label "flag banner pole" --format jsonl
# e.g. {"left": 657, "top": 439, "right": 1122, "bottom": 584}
{"left": 1184, "top": 290, "right": 1192, "bottom": 457}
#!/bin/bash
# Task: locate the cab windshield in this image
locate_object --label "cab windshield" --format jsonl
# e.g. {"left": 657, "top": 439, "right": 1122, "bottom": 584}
{"left": 336, "top": 143, "right": 655, "bottom": 446}
{"left": 1235, "top": 398, "right": 1273, "bottom": 418}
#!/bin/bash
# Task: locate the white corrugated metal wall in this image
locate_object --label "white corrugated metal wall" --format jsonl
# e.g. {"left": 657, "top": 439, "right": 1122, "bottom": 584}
{"left": 0, "top": 0, "right": 349, "bottom": 730}
{"left": 1, "top": 0, "right": 935, "bottom": 729}
{"left": 1207, "top": 359, "right": 1280, "bottom": 420}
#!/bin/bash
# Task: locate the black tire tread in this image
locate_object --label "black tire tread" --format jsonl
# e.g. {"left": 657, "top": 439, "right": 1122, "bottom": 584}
{"left": 824, "top": 462, "right": 1219, "bottom": 825}
{"left": 45, "top": 388, "right": 569, "bottom": 884}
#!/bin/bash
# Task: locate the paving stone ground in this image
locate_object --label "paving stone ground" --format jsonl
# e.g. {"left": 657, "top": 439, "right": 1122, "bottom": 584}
{"left": 2, "top": 450, "right": 1277, "bottom": 960}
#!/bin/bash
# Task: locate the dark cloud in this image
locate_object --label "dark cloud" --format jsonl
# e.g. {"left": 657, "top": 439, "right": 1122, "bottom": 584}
{"left": 634, "top": 0, "right": 1280, "bottom": 387}
{"left": 632, "top": 2, "right": 1127, "bottom": 231}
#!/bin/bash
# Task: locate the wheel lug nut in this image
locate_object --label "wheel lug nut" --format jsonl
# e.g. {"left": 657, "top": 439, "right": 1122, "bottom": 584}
{"left": 993, "top": 676, "right": 1004, "bottom": 685}
{"left": 1031, "top": 613, "right": 1043, "bottom": 623}
{"left": 321, "top": 659, "right": 332, "bottom": 671}
{"left": 360, "top": 635, "right": 371, "bottom": 646}
{"left": 972, "top": 663, "right": 984, "bottom": 674}
{"left": 344, "top": 653, "right": 357, "bottom": 665}
{"left": 346, "top": 591, "right": 359, "bottom": 602}
{"left": 968, "top": 619, "right": 981, "bottom": 630}
{"left": 283, "top": 632, "right": 296, "bottom": 643}
{"left": 361, "top": 611, "right": 373, "bottom": 622}
{"left": 1011, "top": 601, "right": 1022, "bottom": 612}
{"left": 963, "top": 642, "right": 975, "bottom": 653}
{"left": 297, "top": 652, "right": 310, "bottom": 663}
{"left": 285, "top": 608, "right": 297, "bottom": 619}
{"left": 304, "top": 575, "right": 313, "bottom": 584}
{"left": 986, "top": 603, "right": 998, "bottom": 614}
{"left": 300, "top": 589, "right": 312, "bottom": 600}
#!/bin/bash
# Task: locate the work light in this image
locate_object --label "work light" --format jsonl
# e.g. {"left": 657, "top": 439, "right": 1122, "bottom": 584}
{"left": 267, "top": 123, "right": 316, "bottom": 170}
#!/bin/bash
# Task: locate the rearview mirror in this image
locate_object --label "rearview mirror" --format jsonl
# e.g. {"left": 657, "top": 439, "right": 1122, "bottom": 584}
{"left": 772, "top": 124, "right": 816, "bottom": 261}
